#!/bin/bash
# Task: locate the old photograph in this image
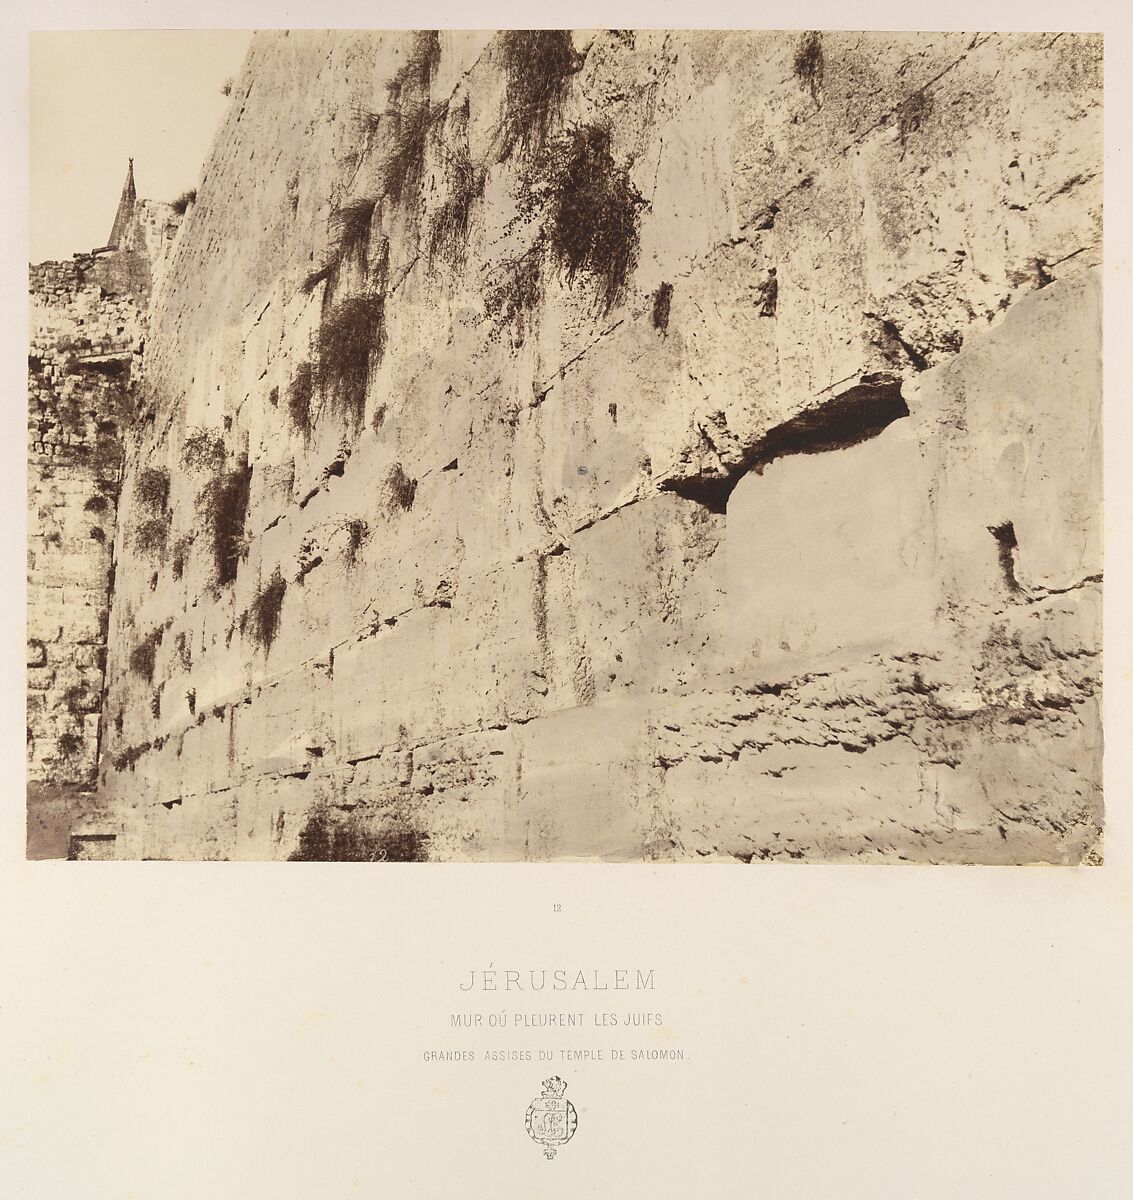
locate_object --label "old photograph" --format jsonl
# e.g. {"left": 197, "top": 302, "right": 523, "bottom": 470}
{"left": 27, "top": 29, "right": 1102, "bottom": 862}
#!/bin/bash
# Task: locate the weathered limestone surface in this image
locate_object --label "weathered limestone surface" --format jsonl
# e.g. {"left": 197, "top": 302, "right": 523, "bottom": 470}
{"left": 96, "top": 31, "right": 1101, "bottom": 861}
{"left": 27, "top": 197, "right": 179, "bottom": 858}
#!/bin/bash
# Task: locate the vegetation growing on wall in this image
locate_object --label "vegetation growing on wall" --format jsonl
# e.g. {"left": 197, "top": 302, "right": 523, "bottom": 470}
{"left": 302, "top": 199, "right": 388, "bottom": 297}
{"left": 794, "top": 31, "right": 824, "bottom": 104}
{"left": 249, "top": 568, "right": 287, "bottom": 652}
{"left": 181, "top": 427, "right": 226, "bottom": 473}
{"left": 197, "top": 460, "right": 252, "bottom": 587}
{"left": 316, "top": 295, "right": 386, "bottom": 427}
{"left": 113, "top": 740, "right": 153, "bottom": 772}
{"left": 56, "top": 730, "right": 84, "bottom": 760}
{"left": 391, "top": 30, "right": 441, "bottom": 100}
{"left": 381, "top": 100, "right": 447, "bottom": 206}
{"left": 331, "top": 196, "right": 380, "bottom": 264}
{"left": 353, "top": 32, "right": 444, "bottom": 209}
{"left": 384, "top": 463, "right": 418, "bottom": 512}
{"left": 133, "top": 518, "right": 168, "bottom": 558}
{"left": 517, "top": 122, "right": 645, "bottom": 314}
{"left": 426, "top": 104, "right": 483, "bottom": 267}
{"left": 134, "top": 466, "right": 170, "bottom": 512}
{"left": 341, "top": 517, "right": 369, "bottom": 568}
{"left": 897, "top": 91, "right": 932, "bottom": 149}
{"left": 287, "top": 361, "right": 315, "bottom": 438}
{"left": 129, "top": 627, "right": 163, "bottom": 683}
{"left": 497, "top": 30, "right": 579, "bottom": 157}
{"left": 300, "top": 261, "right": 337, "bottom": 296}
{"left": 62, "top": 684, "right": 90, "bottom": 713}
{"left": 652, "top": 281, "right": 673, "bottom": 333}
{"left": 175, "top": 631, "right": 192, "bottom": 671}
{"left": 171, "top": 534, "right": 193, "bottom": 580}
{"left": 484, "top": 251, "right": 543, "bottom": 345}
{"left": 171, "top": 189, "right": 197, "bottom": 215}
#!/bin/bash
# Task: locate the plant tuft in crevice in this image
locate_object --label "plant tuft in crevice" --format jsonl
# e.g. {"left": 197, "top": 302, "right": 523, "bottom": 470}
{"left": 171, "top": 535, "right": 192, "bottom": 580}
{"left": 794, "top": 31, "right": 824, "bottom": 104}
{"left": 181, "top": 427, "right": 226, "bottom": 473}
{"left": 171, "top": 189, "right": 197, "bottom": 215}
{"left": 384, "top": 463, "right": 418, "bottom": 512}
{"left": 426, "top": 107, "right": 483, "bottom": 268}
{"left": 330, "top": 196, "right": 380, "bottom": 264}
{"left": 988, "top": 521, "right": 1022, "bottom": 594}
{"left": 316, "top": 295, "right": 386, "bottom": 428}
{"left": 519, "top": 123, "right": 645, "bottom": 314}
{"left": 57, "top": 730, "right": 84, "bottom": 760}
{"left": 342, "top": 517, "right": 369, "bottom": 568}
{"left": 249, "top": 568, "right": 287, "bottom": 652}
{"left": 381, "top": 99, "right": 447, "bottom": 207}
{"left": 129, "top": 628, "right": 163, "bottom": 683}
{"left": 386, "top": 30, "right": 441, "bottom": 105}
{"left": 497, "top": 30, "right": 580, "bottom": 157}
{"left": 134, "top": 518, "right": 168, "bottom": 558}
{"left": 353, "top": 32, "right": 444, "bottom": 215}
{"left": 483, "top": 251, "right": 542, "bottom": 346}
{"left": 287, "top": 361, "right": 315, "bottom": 438}
{"left": 300, "top": 261, "right": 337, "bottom": 296}
{"left": 135, "top": 467, "right": 170, "bottom": 513}
{"left": 897, "top": 91, "right": 932, "bottom": 149}
{"left": 197, "top": 459, "right": 252, "bottom": 587}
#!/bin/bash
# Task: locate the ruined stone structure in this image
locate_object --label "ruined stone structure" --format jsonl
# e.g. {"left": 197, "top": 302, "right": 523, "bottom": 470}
{"left": 57, "top": 30, "right": 1100, "bottom": 862}
{"left": 26, "top": 167, "right": 180, "bottom": 857}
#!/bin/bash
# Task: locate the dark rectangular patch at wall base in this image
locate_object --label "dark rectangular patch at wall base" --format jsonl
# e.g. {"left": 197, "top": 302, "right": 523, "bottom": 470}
{"left": 67, "top": 833, "right": 118, "bottom": 861}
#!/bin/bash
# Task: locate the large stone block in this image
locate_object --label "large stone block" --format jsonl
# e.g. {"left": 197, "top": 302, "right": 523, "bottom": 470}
{"left": 724, "top": 418, "right": 938, "bottom": 670}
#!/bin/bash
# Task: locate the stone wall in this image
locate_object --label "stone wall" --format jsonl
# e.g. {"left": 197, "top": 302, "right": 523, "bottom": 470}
{"left": 95, "top": 30, "right": 1102, "bottom": 862}
{"left": 27, "top": 201, "right": 179, "bottom": 857}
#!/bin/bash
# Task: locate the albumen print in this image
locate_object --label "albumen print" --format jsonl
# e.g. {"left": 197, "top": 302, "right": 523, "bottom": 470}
{"left": 27, "top": 30, "right": 1102, "bottom": 862}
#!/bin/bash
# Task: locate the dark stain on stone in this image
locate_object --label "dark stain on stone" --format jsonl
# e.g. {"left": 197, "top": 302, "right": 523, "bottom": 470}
{"left": 988, "top": 521, "right": 1022, "bottom": 594}
{"left": 652, "top": 281, "right": 673, "bottom": 333}
{"left": 757, "top": 268, "right": 778, "bottom": 317}
{"left": 897, "top": 91, "right": 932, "bottom": 150}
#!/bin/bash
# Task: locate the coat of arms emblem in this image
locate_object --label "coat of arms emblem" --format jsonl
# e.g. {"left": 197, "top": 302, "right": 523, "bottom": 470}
{"left": 525, "top": 1076, "right": 578, "bottom": 1159}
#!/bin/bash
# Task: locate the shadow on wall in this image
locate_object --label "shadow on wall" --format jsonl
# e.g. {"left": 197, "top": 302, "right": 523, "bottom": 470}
{"left": 26, "top": 784, "right": 106, "bottom": 860}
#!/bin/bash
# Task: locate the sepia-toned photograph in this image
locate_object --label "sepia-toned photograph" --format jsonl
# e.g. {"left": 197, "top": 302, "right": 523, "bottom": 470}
{"left": 27, "top": 28, "right": 1102, "bottom": 863}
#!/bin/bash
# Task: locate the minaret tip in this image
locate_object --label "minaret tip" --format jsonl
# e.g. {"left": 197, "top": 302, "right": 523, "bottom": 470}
{"left": 106, "top": 159, "right": 138, "bottom": 250}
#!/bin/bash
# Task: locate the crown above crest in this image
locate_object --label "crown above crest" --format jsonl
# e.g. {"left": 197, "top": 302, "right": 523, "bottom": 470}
{"left": 540, "top": 1076, "right": 567, "bottom": 1098}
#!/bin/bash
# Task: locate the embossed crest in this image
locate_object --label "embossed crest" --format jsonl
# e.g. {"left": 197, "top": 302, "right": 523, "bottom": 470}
{"left": 525, "top": 1076, "right": 578, "bottom": 1159}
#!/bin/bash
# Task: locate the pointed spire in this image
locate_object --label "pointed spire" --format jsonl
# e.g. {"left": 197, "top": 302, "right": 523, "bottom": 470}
{"left": 106, "top": 158, "right": 136, "bottom": 250}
